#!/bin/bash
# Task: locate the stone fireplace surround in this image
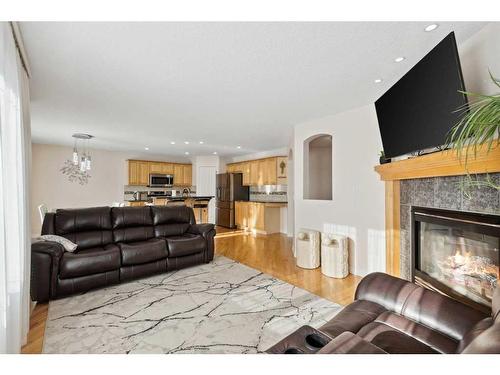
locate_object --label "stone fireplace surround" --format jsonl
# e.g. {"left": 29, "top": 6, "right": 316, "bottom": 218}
{"left": 399, "top": 173, "right": 500, "bottom": 280}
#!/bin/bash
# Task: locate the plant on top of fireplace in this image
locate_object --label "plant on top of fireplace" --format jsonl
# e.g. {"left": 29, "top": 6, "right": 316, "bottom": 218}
{"left": 446, "top": 70, "right": 500, "bottom": 196}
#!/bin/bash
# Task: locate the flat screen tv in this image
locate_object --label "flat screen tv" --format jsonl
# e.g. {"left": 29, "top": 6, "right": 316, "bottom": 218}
{"left": 375, "top": 32, "right": 468, "bottom": 159}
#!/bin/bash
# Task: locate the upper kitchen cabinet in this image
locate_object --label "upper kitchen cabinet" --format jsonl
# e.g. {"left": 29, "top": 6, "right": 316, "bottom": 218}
{"left": 182, "top": 164, "right": 192, "bottom": 186}
{"left": 173, "top": 164, "right": 184, "bottom": 186}
{"left": 161, "top": 163, "right": 174, "bottom": 174}
{"left": 127, "top": 160, "right": 192, "bottom": 186}
{"left": 128, "top": 160, "right": 150, "bottom": 186}
{"left": 149, "top": 162, "right": 164, "bottom": 174}
{"left": 226, "top": 156, "right": 287, "bottom": 186}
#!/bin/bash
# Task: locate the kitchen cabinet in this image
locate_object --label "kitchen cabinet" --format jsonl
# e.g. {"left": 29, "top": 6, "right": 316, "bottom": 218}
{"left": 227, "top": 156, "right": 285, "bottom": 186}
{"left": 183, "top": 164, "right": 192, "bottom": 186}
{"left": 149, "top": 162, "right": 164, "bottom": 174}
{"left": 128, "top": 160, "right": 150, "bottom": 186}
{"left": 241, "top": 162, "right": 250, "bottom": 185}
{"left": 128, "top": 201, "right": 146, "bottom": 207}
{"left": 161, "top": 163, "right": 174, "bottom": 174}
{"left": 249, "top": 160, "right": 259, "bottom": 185}
{"left": 235, "top": 201, "right": 286, "bottom": 234}
{"left": 173, "top": 164, "right": 184, "bottom": 186}
{"left": 127, "top": 160, "right": 192, "bottom": 186}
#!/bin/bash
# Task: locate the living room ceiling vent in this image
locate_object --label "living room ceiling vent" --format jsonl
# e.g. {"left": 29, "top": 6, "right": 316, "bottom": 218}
{"left": 60, "top": 133, "right": 94, "bottom": 185}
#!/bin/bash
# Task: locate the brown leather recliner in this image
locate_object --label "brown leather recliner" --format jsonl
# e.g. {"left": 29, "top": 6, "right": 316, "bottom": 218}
{"left": 31, "top": 206, "right": 216, "bottom": 302}
{"left": 267, "top": 272, "right": 500, "bottom": 354}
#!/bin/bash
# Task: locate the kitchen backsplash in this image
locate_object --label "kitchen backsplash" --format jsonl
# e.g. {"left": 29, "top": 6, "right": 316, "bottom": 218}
{"left": 249, "top": 185, "right": 287, "bottom": 202}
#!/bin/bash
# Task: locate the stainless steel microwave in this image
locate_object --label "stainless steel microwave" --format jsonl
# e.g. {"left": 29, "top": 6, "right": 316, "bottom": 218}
{"left": 149, "top": 173, "right": 174, "bottom": 187}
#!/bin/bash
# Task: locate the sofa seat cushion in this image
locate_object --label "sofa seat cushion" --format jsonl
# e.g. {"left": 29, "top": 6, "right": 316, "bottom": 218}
{"left": 165, "top": 233, "right": 205, "bottom": 257}
{"left": 372, "top": 311, "right": 458, "bottom": 354}
{"left": 357, "top": 321, "right": 439, "bottom": 354}
{"left": 59, "top": 244, "right": 121, "bottom": 279}
{"left": 118, "top": 238, "right": 168, "bottom": 266}
{"left": 320, "top": 299, "right": 387, "bottom": 338}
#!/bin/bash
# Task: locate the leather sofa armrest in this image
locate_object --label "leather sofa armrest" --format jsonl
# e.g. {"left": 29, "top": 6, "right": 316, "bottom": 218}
{"left": 31, "top": 241, "right": 64, "bottom": 302}
{"left": 187, "top": 223, "right": 215, "bottom": 237}
{"left": 187, "top": 224, "right": 216, "bottom": 263}
{"left": 317, "top": 332, "right": 387, "bottom": 354}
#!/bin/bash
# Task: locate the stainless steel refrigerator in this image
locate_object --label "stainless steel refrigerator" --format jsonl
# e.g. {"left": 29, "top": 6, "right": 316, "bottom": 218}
{"left": 215, "top": 173, "right": 249, "bottom": 228}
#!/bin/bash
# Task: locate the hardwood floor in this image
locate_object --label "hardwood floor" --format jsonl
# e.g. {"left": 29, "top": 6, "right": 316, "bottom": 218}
{"left": 21, "top": 227, "right": 361, "bottom": 354}
{"left": 215, "top": 227, "right": 361, "bottom": 305}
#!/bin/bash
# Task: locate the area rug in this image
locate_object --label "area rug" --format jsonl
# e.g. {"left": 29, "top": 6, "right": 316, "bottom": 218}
{"left": 43, "top": 256, "right": 342, "bottom": 353}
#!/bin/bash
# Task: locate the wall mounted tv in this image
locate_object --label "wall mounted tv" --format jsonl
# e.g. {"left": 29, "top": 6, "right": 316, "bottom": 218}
{"left": 375, "top": 32, "right": 468, "bottom": 159}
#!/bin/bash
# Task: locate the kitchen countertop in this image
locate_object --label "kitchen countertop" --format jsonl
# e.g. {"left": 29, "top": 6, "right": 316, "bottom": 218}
{"left": 235, "top": 200, "right": 288, "bottom": 206}
{"left": 150, "top": 195, "right": 214, "bottom": 200}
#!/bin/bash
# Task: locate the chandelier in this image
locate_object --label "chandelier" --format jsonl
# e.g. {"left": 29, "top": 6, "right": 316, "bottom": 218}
{"left": 60, "top": 133, "right": 94, "bottom": 185}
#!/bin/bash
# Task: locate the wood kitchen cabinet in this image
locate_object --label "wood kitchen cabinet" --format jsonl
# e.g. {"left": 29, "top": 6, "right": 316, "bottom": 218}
{"left": 249, "top": 160, "right": 259, "bottom": 185}
{"left": 226, "top": 156, "right": 286, "bottom": 186}
{"left": 173, "top": 164, "right": 184, "bottom": 186}
{"left": 128, "top": 201, "right": 146, "bottom": 207}
{"left": 128, "top": 160, "right": 150, "bottom": 186}
{"left": 161, "top": 163, "right": 174, "bottom": 174}
{"left": 235, "top": 201, "right": 285, "bottom": 234}
{"left": 127, "top": 160, "right": 192, "bottom": 186}
{"left": 241, "top": 162, "right": 250, "bottom": 185}
{"left": 182, "top": 164, "right": 192, "bottom": 186}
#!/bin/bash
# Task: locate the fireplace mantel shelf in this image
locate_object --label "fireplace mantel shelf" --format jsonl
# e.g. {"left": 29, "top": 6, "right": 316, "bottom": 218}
{"left": 375, "top": 143, "right": 500, "bottom": 278}
{"left": 374, "top": 144, "right": 500, "bottom": 181}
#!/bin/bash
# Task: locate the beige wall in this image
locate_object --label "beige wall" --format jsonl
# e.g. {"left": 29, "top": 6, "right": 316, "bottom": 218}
{"left": 30, "top": 143, "right": 186, "bottom": 236}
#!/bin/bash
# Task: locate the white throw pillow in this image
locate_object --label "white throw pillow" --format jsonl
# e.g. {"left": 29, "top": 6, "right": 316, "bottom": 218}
{"left": 33, "top": 235, "right": 78, "bottom": 252}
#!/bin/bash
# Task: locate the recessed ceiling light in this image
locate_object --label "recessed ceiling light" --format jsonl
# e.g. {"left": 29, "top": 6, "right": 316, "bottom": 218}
{"left": 170, "top": 141, "right": 176, "bottom": 145}
{"left": 374, "top": 78, "right": 383, "bottom": 83}
{"left": 199, "top": 141, "right": 204, "bottom": 144}
{"left": 213, "top": 151, "right": 217, "bottom": 155}
{"left": 425, "top": 24, "right": 439, "bottom": 32}
{"left": 184, "top": 141, "right": 189, "bottom": 145}
{"left": 237, "top": 145, "right": 241, "bottom": 149}
{"left": 394, "top": 57, "right": 405, "bottom": 63}
{"left": 144, "top": 147, "right": 149, "bottom": 151}
{"left": 185, "top": 151, "right": 190, "bottom": 155}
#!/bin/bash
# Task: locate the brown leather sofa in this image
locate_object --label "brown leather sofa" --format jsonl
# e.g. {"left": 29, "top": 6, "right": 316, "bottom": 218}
{"left": 267, "top": 272, "right": 500, "bottom": 354}
{"left": 31, "top": 206, "right": 216, "bottom": 302}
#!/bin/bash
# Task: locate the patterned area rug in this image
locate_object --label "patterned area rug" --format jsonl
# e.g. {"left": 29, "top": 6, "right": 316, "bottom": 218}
{"left": 43, "top": 256, "right": 342, "bottom": 353}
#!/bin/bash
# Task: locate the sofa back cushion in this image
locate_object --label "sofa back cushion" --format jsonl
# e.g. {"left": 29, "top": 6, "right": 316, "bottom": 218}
{"left": 402, "top": 287, "right": 487, "bottom": 341}
{"left": 54, "top": 207, "right": 113, "bottom": 250}
{"left": 111, "top": 206, "right": 154, "bottom": 243}
{"left": 152, "top": 206, "right": 195, "bottom": 237}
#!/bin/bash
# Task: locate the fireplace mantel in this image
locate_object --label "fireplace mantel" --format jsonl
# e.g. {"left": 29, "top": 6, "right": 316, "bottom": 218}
{"left": 375, "top": 144, "right": 500, "bottom": 181}
{"left": 374, "top": 144, "right": 500, "bottom": 277}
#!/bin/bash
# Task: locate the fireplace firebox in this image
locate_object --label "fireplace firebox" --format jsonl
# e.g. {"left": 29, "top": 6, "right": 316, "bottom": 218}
{"left": 412, "top": 207, "right": 499, "bottom": 313}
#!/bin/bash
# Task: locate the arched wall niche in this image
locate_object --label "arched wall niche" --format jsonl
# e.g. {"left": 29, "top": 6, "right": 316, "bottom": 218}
{"left": 303, "top": 134, "right": 332, "bottom": 200}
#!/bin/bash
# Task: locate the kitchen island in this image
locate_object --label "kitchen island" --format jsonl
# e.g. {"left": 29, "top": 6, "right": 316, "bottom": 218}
{"left": 235, "top": 201, "right": 287, "bottom": 235}
{"left": 126, "top": 196, "right": 214, "bottom": 223}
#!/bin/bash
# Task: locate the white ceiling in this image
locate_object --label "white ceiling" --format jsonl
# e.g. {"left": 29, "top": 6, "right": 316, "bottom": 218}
{"left": 21, "top": 22, "right": 486, "bottom": 159}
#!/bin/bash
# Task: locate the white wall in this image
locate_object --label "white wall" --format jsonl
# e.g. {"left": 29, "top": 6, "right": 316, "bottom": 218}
{"left": 293, "top": 104, "right": 386, "bottom": 277}
{"left": 31, "top": 143, "right": 187, "bottom": 236}
{"left": 459, "top": 23, "right": 500, "bottom": 96}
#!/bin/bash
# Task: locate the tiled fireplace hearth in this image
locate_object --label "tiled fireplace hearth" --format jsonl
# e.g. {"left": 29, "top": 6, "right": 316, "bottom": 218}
{"left": 400, "top": 173, "right": 500, "bottom": 281}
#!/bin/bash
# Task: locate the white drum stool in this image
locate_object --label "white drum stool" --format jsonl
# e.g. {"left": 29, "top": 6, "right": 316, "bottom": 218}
{"left": 295, "top": 229, "right": 320, "bottom": 269}
{"left": 321, "top": 233, "right": 349, "bottom": 278}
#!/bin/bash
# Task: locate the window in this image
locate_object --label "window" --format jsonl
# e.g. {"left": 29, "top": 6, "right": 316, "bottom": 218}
{"left": 303, "top": 134, "right": 332, "bottom": 200}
